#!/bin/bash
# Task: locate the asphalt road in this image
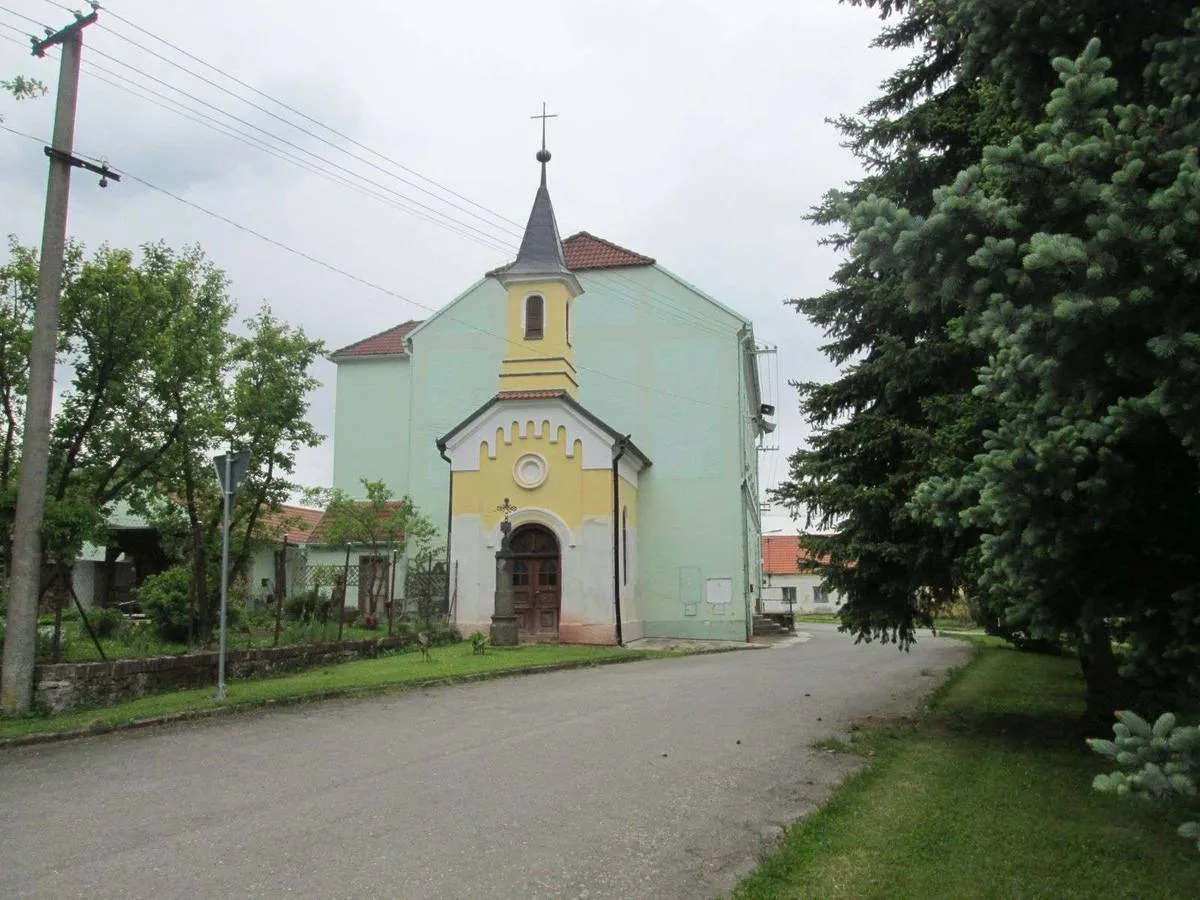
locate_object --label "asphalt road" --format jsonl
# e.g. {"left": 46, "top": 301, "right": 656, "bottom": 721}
{"left": 0, "top": 625, "right": 967, "bottom": 899}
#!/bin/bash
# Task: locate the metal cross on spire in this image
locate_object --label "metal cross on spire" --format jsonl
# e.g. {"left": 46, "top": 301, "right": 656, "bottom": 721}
{"left": 531, "top": 102, "right": 557, "bottom": 163}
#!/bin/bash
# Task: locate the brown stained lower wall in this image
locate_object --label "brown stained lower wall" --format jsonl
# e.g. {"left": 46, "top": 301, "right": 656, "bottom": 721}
{"left": 33, "top": 636, "right": 413, "bottom": 714}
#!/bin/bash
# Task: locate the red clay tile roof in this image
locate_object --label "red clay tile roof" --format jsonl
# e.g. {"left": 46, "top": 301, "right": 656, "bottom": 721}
{"left": 561, "top": 232, "right": 655, "bottom": 270}
{"left": 761, "top": 535, "right": 831, "bottom": 575}
{"left": 258, "top": 504, "right": 324, "bottom": 544}
{"left": 496, "top": 389, "right": 567, "bottom": 400}
{"left": 487, "top": 231, "right": 655, "bottom": 277}
{"left": 330, "top": 320, "right": 422, "bottom": 360}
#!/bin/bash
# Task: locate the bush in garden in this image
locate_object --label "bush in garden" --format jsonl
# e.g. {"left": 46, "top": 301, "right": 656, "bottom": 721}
{"left": 33, "top": 625, "right": 69, "bottom": 662}
{"left": 91, "top": 606, "right": 124, "bottom": 639}
{"left": 281, "top": 619, "right": 328, "bottom": 646}
{"left": 246, "top": 605, "right": 274, "bottom": 629}
{"left": 1089, "top": 710, "right": 1200, "bottom": 854}
{"left": 115, "top": 620, "right": 163, "bottom": 657}
{"left": 136, "top": 565, "right": 195, "bottom": 643}
{"left": 284, "top": 591, "right": 330, "bottom": 623}
{"left": 429, "top": 625, "right": 462, "bottom": 646}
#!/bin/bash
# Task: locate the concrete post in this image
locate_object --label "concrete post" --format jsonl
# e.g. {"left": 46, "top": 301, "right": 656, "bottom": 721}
{"left": 1, "top": 29, "right": 85, "bottom": 714}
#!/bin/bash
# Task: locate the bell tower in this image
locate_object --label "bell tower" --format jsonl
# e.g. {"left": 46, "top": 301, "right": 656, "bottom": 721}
{"left": 497, "top": 109, "right": 581, "bottom": 398}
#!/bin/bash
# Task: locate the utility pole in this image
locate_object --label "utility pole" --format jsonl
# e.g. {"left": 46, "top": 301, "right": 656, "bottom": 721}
{"left": 0, "top": 5, "right": 117, "bottom": 715}
{"left": 212, "top": 449, "right": 249, "bottom": 701}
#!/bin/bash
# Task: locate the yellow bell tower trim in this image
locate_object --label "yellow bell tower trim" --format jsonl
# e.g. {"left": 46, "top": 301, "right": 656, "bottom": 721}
{"left": 496, "top": 109, "right": 582, "bottom": 397}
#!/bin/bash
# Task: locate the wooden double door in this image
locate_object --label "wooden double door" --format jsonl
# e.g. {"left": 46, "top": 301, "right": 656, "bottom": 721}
{"left": 510, "top": 525, "right": 561, "bottom": 641}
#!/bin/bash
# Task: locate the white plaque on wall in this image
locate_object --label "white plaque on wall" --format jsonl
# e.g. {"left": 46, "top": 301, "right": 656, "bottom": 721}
{"left": 705, "top": 577, "right": 733, "bottom": 606}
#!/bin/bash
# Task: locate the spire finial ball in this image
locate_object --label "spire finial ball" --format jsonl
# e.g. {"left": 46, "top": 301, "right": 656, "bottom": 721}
{"left": 536, "top": 149, "right": 552, "bottom": 164}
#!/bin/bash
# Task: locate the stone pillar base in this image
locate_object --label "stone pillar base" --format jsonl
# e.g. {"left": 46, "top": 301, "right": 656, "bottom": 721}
{"left": 491, "top": 616, "right": 519, "bottom": 647}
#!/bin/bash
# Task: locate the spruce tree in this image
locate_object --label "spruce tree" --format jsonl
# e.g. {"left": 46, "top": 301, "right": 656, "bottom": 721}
{"left": 779, "top": 1, "right": 1200, "bottom": 714}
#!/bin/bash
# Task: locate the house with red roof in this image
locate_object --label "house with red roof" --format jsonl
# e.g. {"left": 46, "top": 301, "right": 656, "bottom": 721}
{"left": 326, "top": 149, "right": 770, "bottom": 643}
{"left": 760, "top": 535, "right": 844, "bottom": 615}
{"left": 249, "top": 501, "right": 424, "bottom": 620}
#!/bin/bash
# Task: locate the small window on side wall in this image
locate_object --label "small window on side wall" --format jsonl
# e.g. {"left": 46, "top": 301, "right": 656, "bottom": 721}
{"left": 525, "top": 294, "right": 544, "bottom": 340}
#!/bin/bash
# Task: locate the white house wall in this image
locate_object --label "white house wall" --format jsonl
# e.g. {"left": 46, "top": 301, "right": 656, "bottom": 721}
{"left": 762, "top": 573, "right": 844, "bottom": 614}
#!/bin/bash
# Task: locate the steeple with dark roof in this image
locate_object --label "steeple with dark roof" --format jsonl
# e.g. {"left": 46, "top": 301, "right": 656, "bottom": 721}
{"left": 495, "top": 132, "right": 582, "bottom": 398}
{"left": 504, "top": 151, "right": 571, "bottom": 280}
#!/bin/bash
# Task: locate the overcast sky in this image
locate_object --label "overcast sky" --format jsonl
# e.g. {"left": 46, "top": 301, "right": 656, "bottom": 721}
{"left": 1, "top": 0, "right": 903, "bottom": 533}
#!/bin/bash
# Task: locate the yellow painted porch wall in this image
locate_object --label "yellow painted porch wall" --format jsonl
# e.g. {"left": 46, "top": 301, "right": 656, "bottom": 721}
{"left": 452, "top": 421, "right": 637, "bottom": 530}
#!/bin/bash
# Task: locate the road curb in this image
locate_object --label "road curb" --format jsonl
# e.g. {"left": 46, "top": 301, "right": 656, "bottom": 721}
{"left": 0, "top": 644, "right": 753, "bottom": 750}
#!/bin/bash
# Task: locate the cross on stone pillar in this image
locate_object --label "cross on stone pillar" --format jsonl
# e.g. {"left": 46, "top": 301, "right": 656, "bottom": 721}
{"left": 491, "top": 497, "right": 519, "bottom": 647}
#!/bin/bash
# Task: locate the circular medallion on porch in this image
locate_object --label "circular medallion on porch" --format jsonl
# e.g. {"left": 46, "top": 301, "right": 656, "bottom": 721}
{"left": 513, "top": 452, "right": 548, "bottom": 489}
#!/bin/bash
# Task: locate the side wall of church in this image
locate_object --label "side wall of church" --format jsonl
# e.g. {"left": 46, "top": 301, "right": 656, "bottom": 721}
{"left": 570, "top": 266, "right": 755, "bottom": 641}
{"left": 332, "top": 356, "right": 412, "bottom": 497}
{"left": 405, "top": 278, "right": 510, "bottom": 556}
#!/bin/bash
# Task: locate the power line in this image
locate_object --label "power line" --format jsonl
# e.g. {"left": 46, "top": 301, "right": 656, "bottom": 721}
{"left": 0, "top": 4, "right": 47, "bottom": 32}
{"left": 78, "top": 63, "right": 516, "bottom": 255}
{"left": 3, "top": 25, "right": 734, "bottom": 342}
{"left": 77, "top": 43, "right": 521, "bottom": 251}
{"left": 3, "top": 13, "right": 739, "bottom": 340}
{"left": 1, "top": 123, "right": 739, "bottom": 411}
{"left": 10, "top": 22, "right": 489, "bottom": 256}
{"left": 5, "top": 11, "right": 744, "bottom": 355}
{"left": 6, "top": 25, "right": 514, "bottom": 253}
{"left": 93, "top": 20, "right": 525, "bottom": 240}
{"left": 96, "top": 3, "right": 524, "bottom": 231}
{"left": 83, "top": 6, "right": 744, "bottom": 339}
{"left": 4, "top": 36, "right": 733, "bottom": 342}
{"left": 0, "top": 17, "right": 28, "bottom": 38}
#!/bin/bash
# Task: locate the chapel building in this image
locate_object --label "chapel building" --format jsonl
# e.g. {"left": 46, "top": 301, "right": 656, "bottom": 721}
{"left": 329, "top": 145, "right": 768, "bottom": 643}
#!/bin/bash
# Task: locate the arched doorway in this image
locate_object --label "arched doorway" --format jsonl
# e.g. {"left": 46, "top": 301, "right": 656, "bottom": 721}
{"left": 509, "top": 524, "right": 561, "bottom": 641}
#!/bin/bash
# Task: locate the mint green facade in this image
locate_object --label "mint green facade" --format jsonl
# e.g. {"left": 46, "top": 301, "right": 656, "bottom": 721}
{"left": 332, "top": 356, "right": 412, "bottom": 495}
{"left": 332, "top": 262, "right": 763, "bottom": 641}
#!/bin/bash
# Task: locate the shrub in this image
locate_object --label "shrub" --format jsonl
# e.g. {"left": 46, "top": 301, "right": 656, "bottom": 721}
{"left": 246, "top": 605, "right": 274, "bottom": 629}
{"left": 116, "top": 620, "right": 170, "bottom": 657}
{"left": 284, "top": 591, "right": 330, "bottom": 623}
{"left": 224, "top": 594, "right": 247, "bottom": 632}
{"left": 136, "top": 565, "right": 195, "bottom": 643}
{"left": 281, "top": 619, "right": 330, "bottom": 646}
{"left": 1089, "top": 710, "right": 1200, "bottom": 854}
{"left": 91, "top": 606, "right": 124, "bottom": 639}
{"left": 33, "top": 624, "right": 69, "bottom": 662}
{"left": 429, "top": 624, "right": 462, "bottom": 646}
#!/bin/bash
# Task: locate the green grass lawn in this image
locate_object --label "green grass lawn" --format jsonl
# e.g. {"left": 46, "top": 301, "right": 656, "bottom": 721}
{"left": 0, "top": 642, "right": 664, "bottom": 742}
{"left": 733, "top": 643, "right": 1200, "bottom": 899}
{"left": 792, "top": 614, "right": 843, "bottom": 625}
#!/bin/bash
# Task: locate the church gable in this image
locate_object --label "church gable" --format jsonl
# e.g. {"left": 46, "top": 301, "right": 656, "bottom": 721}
{"left": 441, "top": 394, "right": 640, "bottom": 473}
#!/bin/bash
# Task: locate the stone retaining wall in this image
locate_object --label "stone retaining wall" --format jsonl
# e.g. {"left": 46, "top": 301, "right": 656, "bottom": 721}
{"left": 34, "top": 636, "right": 414, "bottom": 714}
